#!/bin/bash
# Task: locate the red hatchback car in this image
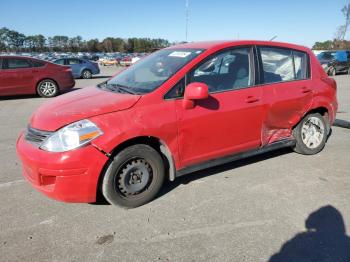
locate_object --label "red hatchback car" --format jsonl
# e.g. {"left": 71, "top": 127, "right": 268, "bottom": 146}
{"left": 16, "top": 41, "right": 338, "bottom": 207}
{"left": 0, "top": 56, "right": 75, "bottom": 97}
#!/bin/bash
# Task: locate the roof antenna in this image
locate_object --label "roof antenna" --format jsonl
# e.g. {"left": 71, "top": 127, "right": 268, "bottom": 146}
{"left": 269, "top": 35, "right": 277, "bottom": 41}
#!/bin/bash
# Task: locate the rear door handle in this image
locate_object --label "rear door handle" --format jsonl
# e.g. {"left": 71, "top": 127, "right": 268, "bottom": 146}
{"left": 245, "top": 96, "right": 260, "bottom": 103}
{"left": 301, "top": 86, "right": 312, "bottom": 93}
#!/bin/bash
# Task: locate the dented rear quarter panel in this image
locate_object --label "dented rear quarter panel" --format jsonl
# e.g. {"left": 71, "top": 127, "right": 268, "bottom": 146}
{"left": 260, "top": 49, "right": 337, "bottom": 145}
{"left": 260, "top": 79, "right": 314, "bottom": 145}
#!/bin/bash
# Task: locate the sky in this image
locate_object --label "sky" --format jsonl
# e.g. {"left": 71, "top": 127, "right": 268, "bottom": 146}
{"left": 0, "top": 0, "right": 348, "bottom": 48}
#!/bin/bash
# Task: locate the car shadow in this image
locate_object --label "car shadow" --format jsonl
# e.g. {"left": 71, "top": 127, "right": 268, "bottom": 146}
{"left": 157, "top": 147, "right": 293, "bottom": 199}
{"left": 61, "top": 87, "right": 81, "bottom": 94}
{"left": 0, "top": 88, "right": 82, "bottom": 100}
{"left": 269, "top": 205, "right": 350, "bottom": 262}
{"left": 91, "top": 75, "right": 112, "bottom": 79}
{"left": 333, "top": 119, "right": 350, "bottom": 129}
{"left": 0, "top": 94, "right": 38, "bottom": 100}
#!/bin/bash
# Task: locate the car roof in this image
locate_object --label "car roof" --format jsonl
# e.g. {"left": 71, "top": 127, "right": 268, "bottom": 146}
{"left": 0, "top": 55, "right": 45, "bottom": 61}
{"left": 167, "top": 40, "right": 311, "bottom": 53}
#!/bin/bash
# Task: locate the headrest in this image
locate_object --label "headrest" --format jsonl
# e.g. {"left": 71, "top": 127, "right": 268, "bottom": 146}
{"left": 236, "top": 68, "right": 248, "bottom": 79}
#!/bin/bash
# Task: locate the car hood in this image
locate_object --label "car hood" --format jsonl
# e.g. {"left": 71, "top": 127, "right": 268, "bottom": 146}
{"left": 30, "top": 86, "right": 141, "bottom": 131}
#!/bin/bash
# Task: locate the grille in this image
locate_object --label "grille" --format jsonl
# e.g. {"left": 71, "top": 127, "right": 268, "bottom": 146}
{"left": 24, "top": 126, "right": 52, "bottom": 146}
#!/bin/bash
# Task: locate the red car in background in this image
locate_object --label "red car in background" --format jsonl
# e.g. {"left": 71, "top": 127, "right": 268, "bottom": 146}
{"left": 16, "top": 40, "right": 338, "bottom": 208}
{"left": 0, "top": 56, "right": 75, "bottom": 97}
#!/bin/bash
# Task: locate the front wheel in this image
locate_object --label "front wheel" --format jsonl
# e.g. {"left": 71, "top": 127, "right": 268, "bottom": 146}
{"left": 102, "top": 144, "right": 165, "bottom": 208}
{"left": 292, "top": 113, "right": 327, "bottom": 155}
{"left": 37, "top": 79, "right": 58, "bottom": 97}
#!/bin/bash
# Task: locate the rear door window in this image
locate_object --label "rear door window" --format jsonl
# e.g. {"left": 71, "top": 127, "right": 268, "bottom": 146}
{"left": 68, "top": 59, "right": 82, "bottom": 65}
{"left": 6, "top": 58, "right": 32, "bottom": 69}
{"left": 32, "top": 60, "right": 46, "bottom": 67}
{"left": 260, "top": 47, "right": 294, "bottom": 83}
{"left": 259, "top": 47, "right": 310, "bottom": 84}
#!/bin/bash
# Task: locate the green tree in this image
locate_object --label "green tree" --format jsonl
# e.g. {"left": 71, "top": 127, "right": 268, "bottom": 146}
{"left": 312, "top": 40, "right": 334, "bottom": 50}
{"left": 87, "top": 39, "right": 99, "bottom": 52}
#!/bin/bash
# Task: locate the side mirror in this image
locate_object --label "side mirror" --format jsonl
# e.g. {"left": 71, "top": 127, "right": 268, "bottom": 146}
{"left": 182, "top": 82, "right": 209, "bottom": 109}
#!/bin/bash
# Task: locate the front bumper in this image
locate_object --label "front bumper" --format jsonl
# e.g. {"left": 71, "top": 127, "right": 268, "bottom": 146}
{"left": 16, "top": 132, "right": 108, "bottom": 203}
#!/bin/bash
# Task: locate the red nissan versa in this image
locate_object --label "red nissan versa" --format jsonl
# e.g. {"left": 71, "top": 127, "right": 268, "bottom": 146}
{"left": 16, "top": 41, "right": 338, "bottom": 208}
{"left": 0, "top": 56, "right": 75, "bottom": 97}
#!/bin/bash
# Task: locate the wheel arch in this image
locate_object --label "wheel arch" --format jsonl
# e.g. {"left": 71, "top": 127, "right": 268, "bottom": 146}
{"left": 293, "top": 106, "right": 331, "bottom": 134}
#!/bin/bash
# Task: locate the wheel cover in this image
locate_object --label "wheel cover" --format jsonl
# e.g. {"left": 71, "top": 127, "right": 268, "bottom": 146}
{"left": 39, "top": 81, "right": 56, "bottom": 96}
{"left": 83, "top": 70, "right": 91, "bottom": 78}
{"left": 117, "top": 158, "right": 152, "bottom": 196}
{"left": 301, "top": 116, "right": 325, "bottom": 149}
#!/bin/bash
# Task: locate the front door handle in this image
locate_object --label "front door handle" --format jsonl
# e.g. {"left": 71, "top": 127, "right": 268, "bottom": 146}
{"left": 301, "top": 86, "right": 312, "bottom": 93}
{"left": 245, "top": 96, "right": 260, "bottom": 103}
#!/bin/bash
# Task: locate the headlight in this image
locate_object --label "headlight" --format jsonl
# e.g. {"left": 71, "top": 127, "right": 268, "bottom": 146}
{"left": 41, "top": 119, "right": 103, "bottom": 152}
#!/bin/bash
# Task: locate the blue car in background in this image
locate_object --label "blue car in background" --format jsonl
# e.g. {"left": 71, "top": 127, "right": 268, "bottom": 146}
{"left": 53, "top": 58, "right": 100, "bottom": 79}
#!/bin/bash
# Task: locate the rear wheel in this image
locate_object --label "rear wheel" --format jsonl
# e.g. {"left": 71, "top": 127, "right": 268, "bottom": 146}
{"left": 293, "top": 113, "right": 327, "bottom": 155}
{"left": 102, "top": 144, "right": 165, "bottom": 208}
{"left": 37, "top": 79, "right": 58, "bottom": 97}
{"left": 81, "top": 69, "right": 92, "bottom": 79}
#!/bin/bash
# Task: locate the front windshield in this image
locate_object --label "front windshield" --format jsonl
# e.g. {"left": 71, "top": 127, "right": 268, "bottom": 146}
{"left": 101, "top": 48, "right": 204, "bottom": 94}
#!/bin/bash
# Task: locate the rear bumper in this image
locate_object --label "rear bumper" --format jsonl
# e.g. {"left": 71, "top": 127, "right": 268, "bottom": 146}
{"left": 16, "top": 132, "right": 108, "bottom": 203}
{"left": 58, "top": 75, "right": 75, "bottom": 90}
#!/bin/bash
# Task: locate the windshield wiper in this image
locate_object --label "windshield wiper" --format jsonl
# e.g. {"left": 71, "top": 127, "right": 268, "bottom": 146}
{"left": 98, "top": 81, "right": 139, "bottom": 95}
{"left": 114, "top": 84, "right": 138, "bottom": 95}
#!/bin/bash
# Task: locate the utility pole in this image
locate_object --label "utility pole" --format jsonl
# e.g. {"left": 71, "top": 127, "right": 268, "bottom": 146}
{"left": 185, "top": 0, "right": 189, "bottom": 42}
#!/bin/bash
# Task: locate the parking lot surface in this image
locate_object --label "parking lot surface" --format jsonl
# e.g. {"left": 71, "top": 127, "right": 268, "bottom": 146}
{"left": 0, "top": 66, "right": 349, "bottom": 262}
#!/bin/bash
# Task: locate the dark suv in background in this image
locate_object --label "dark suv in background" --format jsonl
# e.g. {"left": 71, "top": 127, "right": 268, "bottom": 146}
{"left": 317, "top": 50, "right": 350, "bottom": 76}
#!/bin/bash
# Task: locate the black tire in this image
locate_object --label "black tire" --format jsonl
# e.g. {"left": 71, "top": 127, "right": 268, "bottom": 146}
{"left": 292, "top": 113, "right": 328, "bottom": 155}
{"left": 37, "top": 79, "right": 59, "bottom": 98}
{"left": 102, "top": 144, "right": 165, "bottom": 208}
{"left": 81, "top": 69, "right": 92, "bottom": 79}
